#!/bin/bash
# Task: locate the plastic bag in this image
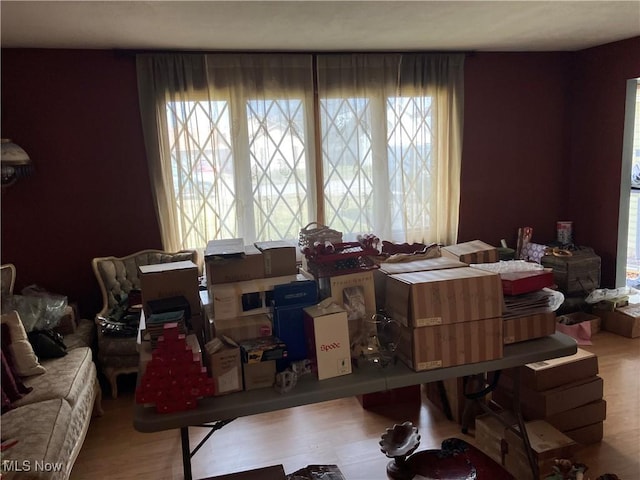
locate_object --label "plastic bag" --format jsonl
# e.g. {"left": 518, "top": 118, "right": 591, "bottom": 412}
{"left": 585, "top": 287, "right": 639, "bottom": 304}
{"left": 1, "top": 290, "right": 68, "bottom": 332}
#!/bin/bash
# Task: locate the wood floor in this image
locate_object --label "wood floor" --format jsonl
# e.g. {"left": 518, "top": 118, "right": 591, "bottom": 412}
{"left": 70, "top": 331, "right": 640, "bottom": 480}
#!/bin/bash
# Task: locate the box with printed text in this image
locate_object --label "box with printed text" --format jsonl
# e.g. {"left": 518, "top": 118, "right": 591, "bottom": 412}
{"left": 303, "top": 303, "right": 352, "bottom": 380}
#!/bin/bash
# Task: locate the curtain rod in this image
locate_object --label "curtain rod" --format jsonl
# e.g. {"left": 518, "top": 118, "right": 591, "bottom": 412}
{"left": 116, "top": 48, "right": 475, "bottom": 57}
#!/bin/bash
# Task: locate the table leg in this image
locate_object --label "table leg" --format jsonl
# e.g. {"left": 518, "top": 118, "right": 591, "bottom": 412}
{"left": 512, "top": 372, "right": 539, "bottom": 480}
{"left": 181, "top": 427, "right": 192, "bottom": 480}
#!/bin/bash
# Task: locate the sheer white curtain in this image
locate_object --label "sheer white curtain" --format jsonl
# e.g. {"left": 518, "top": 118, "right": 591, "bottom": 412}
{"left": 137, "top": 53, "right": 463, "bottom": 251}
{"left": 316, "top": 53, "right": 464, "bottom": 244}
{"left": 137, "top": 53, "right": 316, "bottom": 251}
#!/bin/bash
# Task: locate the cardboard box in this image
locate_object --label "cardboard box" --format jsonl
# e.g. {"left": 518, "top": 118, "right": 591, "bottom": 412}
{"left": 503, "top": 312, "right": 556, "bottom": 345}
{"left": 556, "top": 311, "right": 602, "bottom": 335}
{"left": 373, "top": 257, "right": 466, "bottom": 309}
{"left": 211, "top": 313, "right": 272, "bottom": 342}
{"left": 495, "top": 375, "right": 604, "bottom": 418}
{"left": 356, "top": 385, "right": 421, "bottom": 409}
{"left": 564, "top": 421, "right": 604, "bottom": 445}
{"left": 475, "top": 411, "right": 518, "bottom": 466}
{"left": 385, "top": 267, "right": 504, "bottom": 328}
{"left": 254, "top": 240, "right": 298, "bottom": 277}
{"left": 503, "top": 420, "right": 579, "bottom": 480}
{"left": 503, "top": 348, "right": 598, "bottom": 391}
{"left": 139, "top": 260, "right": 200, "bottom": 319}
{"left": 205, "top": 244, "right": 265, "bottom": 285}
{"left": 206, "top": 464, "right": 286, "bottom": 480}
{"left": 239, "top": 335, "right": 287, "bottom": 363}
{"left": 602, "top": 304, "right": 640, "bottom": 338}
{"left": 441, "top": 240, "right": 499, "bottom": 264}
{"left": 242, "top": 360, "right": 276, "bottom": 390}
{"left": 545, "top": 399, "right": 607, "bottom": 433}
{"left": 397, "top": 316, "right": 503, "bottom": 371}
{"left": 500, "top": 269, "right": 555, "bottom": 296}
{"left": 208, "top": 274, "right": 301, "bottom": 319}
{"left": 303, "top": 303, "right": 352, "bottom": 380}
{"left": 204, "top": 336, "right": 243, "bottom": 396}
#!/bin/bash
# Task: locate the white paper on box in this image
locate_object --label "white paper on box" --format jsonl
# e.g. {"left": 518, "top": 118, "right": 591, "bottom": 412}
{"left": 210, "top": 274, "right": 303, "bottom": 319}
{"left": 218, "top": 367, "right": 241, "bottom": 393}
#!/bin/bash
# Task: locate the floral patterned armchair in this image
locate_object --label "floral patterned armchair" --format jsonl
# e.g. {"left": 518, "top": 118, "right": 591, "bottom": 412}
{"left": 91, "top": 249, "right": 198, "bottom": 398}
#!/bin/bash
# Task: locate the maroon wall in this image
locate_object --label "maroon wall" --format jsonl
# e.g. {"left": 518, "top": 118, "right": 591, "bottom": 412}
{"left": 459, "top": 52, "right": 572, "bottom": 248}
{"left": 566, "top": 37, "right": 640, "bottom": 288}
{"left": 1, "top": 41, "right": 637, "bottom": 316}
{"left": 1, "top": 50, "right": 162, "bottom": 316}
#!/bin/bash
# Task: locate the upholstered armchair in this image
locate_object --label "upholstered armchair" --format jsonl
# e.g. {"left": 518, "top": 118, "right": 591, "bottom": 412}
{"left": 92, "top": 249, "right": 198, "bottom": 398}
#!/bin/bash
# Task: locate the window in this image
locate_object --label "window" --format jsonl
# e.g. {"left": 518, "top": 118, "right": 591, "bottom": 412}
{"left": 137, "top": 53, "right": 464, "bottom": 251}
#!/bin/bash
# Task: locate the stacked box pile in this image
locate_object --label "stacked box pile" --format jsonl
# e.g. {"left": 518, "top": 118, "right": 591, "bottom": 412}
{"left": 385, "top": 265, "right": 505, "bottom": 371}
{"left": 139, "top": 260, "right": 203, "bottom": 343}
{"left": 492, "top": 348, "right": 606, "bottom": 445}
{"left": 475, "top": 414, "right": 581, "bottom": 480}
{"left": 135, "top": 323, "right": 214, "bottom": 413}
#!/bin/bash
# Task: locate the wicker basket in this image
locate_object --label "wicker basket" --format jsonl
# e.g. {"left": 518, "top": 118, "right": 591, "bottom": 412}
{"left": 298, "top": 222, "right": 343, "bottom": 253}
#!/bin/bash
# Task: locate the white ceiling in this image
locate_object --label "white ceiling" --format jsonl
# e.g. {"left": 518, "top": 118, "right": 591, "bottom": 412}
{"left": 1, "top": 1, "right": 639, "bottom": 52}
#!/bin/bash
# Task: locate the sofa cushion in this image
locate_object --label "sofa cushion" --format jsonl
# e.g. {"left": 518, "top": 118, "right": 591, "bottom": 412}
{"left": 1, "top": 310, "right": 46, "bottom": 377}
{"left": 1, "top": 398, "right": 73, "bottom": 480}
{"left": 62, "top": 318, "right": 95, "bottom": 350}
{"left": 12, "top": 347, "right": 94, "bottom": 409}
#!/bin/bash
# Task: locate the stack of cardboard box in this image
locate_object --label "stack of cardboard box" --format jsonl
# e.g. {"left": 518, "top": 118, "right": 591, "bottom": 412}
{"left": 383, "top": 243, "right": 505, "bottom": 371}
{"left": 492, "top": 348, "right": 606, "bottom": 445}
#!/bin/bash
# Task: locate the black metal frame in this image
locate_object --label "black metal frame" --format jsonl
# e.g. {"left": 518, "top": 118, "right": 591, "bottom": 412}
{"left": 180, "top": 419, "right": 235, "bottom": 480}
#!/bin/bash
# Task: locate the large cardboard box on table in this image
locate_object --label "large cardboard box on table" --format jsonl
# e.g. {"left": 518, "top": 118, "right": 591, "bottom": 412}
{"left": 208, "top": 274, "right": 302, "bottom": 319}
{"left": 254, "top": 240, "right": 298, "bottom": 278}
{"left": 205, "top": 241, "right": 265, "bottom": 285}
{"left": 373, "top": 257, "right": 466, "bottom": 309}
{"left": 601, "top": 304, "right": 640, "bottom": 338}
{"left": 441, "top": 240, "right": 499, "bottom": 264}
{"left": 242, "top": 360, "right": 276, "bottom": 390}
{"left": 139, "top": 260, "right": 200, "bottom": 320}
{"left": 203, "top": 336, "right": 243, "bottom": 396}
{"left": 303, "top": 303, "right": 352, "bottom": 380}
{"left": 503, "top": 311, "right": 557, "bottom": 345}
{"left": 397, "top": 316, "right": 503, "bottom": 371}
{"left": 385, "top": 267, "right": 504, "bottom": 328}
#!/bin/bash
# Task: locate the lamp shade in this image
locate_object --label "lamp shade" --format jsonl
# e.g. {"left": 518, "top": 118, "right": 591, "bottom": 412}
{"left": 1, "top": 139, "right": 33, "bottom": 186}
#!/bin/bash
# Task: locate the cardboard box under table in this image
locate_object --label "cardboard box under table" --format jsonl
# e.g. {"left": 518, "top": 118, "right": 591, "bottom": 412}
{"left": 398, "top": 316, "right": 504, "bottom": 371}
{"left": 385, "top": 267, "right": 504, "bottom": 328}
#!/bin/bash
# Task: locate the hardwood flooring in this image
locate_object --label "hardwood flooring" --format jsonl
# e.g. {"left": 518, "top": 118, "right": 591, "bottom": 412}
{"left": 70, "top": 331, "right": 639, "bottom": 480}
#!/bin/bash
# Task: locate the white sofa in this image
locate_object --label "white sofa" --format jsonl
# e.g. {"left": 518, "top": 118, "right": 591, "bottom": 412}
{"left": 1, "top": 264, "right": 102, "bottom": 480}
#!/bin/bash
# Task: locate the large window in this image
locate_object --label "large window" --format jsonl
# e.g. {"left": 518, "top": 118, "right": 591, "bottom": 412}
{"left": 137, "top": 53, "right": 464, "bottom": 251}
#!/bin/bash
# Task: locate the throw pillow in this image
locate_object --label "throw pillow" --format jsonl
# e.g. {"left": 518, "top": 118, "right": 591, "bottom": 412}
{"left": 1, "top": 349, "right": 32, "bottom": 413}
{"left": 0, "top": 310, "right": 46, "bottom": 377}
